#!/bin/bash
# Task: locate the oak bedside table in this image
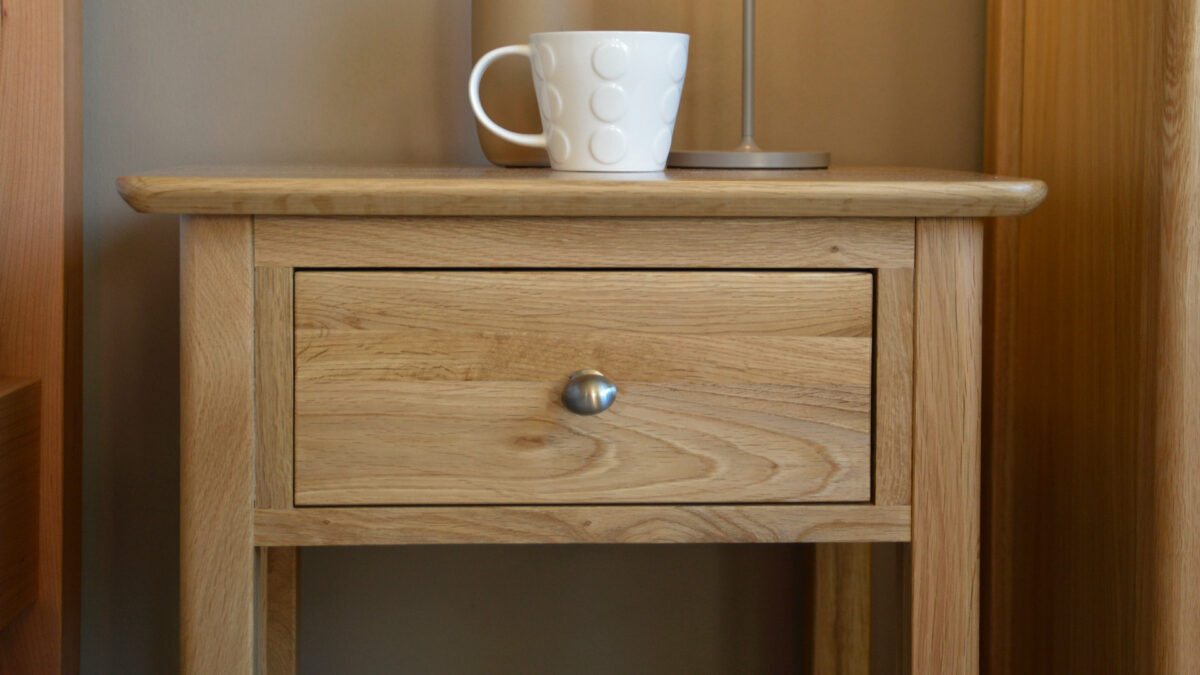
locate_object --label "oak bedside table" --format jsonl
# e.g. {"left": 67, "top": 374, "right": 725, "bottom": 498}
{"left": 119, "top": 166, "right": 1044, "bottom": 674}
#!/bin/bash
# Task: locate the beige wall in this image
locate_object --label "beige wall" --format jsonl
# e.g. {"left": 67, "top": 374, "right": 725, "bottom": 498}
{"left": 81, "top": 0, "right": 983, "bottom": 671}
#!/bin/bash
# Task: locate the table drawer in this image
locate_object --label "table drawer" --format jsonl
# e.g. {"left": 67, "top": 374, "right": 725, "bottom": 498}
{"left": 293, "top": 271, "right": 873, "bottom": 505}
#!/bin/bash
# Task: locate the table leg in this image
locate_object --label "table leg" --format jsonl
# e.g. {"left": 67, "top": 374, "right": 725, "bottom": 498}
{"left": 810, "top": 543, "right": 871, "bottom": 675}
{"left": 912, "top": 217, "right": 982, "bottom": 673}
{"left": 180, "top": 215, "right": 256, "bottom": 674}
{"left": 260, "top": 547, "right": 300, "bottom": 674}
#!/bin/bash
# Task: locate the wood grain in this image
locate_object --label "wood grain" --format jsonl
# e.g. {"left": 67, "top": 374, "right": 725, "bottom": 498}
{"left": 296, "top": 271, "right": 873, "bottom": 338}
{"left": 254, "top": 505, "right": 911, "bottom": 546}
{"left": 912, "top": 218, "right": 981, "bottom": 674}
{"left": 811, "top": 544, "right": 871, "bottom": 675}
{"left": 984, "top": 1, "right": 1190, "bottom": 672}
{"left": 874, "top": 266, "right": 914, "bottom": 505}
{"left": 870, "top": 265, "right": 915, "bottom": 675}
{"left": 0, "top": 0, "right": 82, "bottom": 668}
{"left": 179, "top": 216, "right": 255, "bottom": 674}
{"left": 293, "top": 271, "right": 872, "bottom": 505}
{"left": 263, "top": 548, "right": 298, "bottom": 675}
{"left": 254, "top": 266, "right": 293, "bottom": 510}
{"left": 116, "top": 166, "right": 1047, "bottom": 218}
{"left": 1154, "top": 1, "right": 1200, "bottom": 670}
{"left": 981, "top": 1, "right": 1023, "bottom": 670}
{"left": 0, "top": 380, "right": 38, "bottom": 632}
{"left": 254, "top": 216, "right": 915, "bottom": 269}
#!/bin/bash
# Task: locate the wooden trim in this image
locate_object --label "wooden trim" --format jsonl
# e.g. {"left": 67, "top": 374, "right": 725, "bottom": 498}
{"left": 0, "top": 0, "right": 83, "bottom": 667}
{"left": 810, "top": 544, "right": 872, "bottom": 675}
{"left": 0, "top": 379, "right": 39, "bottom": 632}
{"left": 874, "top": 265, "right": 914, "bottom": 505}
{"left": 254, "top": 217, "right": 915, "bottom": 270}
{"left": 253, "top": 505, "right": 911, "bottom": 547}
{"left": 1153, "top": 1, "right": 1200, "bottom": 669}
{"left": 254, "top": 266, "right": 294, "bottom": 509}
{"left": 982, "top": 1, "right": 1024, "bottom": 670}
{"left": 180, "top": 215, "right": 256, "bottom": 674}
{"left": 263, "top": 548, "right": 299, "bottom": 675}
{"left": 871, "top": 254, "right": 917, "bottom": 675}
{"left": 912, "top": 218, "right": 982, "bottom": 674}
{"left": 116, "top": 167, "right": 1048, "bottom": 218}
{"left": 983, "top": 0, "right": 1025, "bottom": 177}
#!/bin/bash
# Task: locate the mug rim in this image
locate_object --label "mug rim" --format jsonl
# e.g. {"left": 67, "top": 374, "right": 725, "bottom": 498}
{"left": 530, "top": 30, "right": 689, "bottom": 39}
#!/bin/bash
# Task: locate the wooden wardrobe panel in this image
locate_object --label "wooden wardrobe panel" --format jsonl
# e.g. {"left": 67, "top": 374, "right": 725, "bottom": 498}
{"left": 0, "top": 0, "right": 82, "bottom": 670}
{"left": 985, "top": 0, "right": 1199, "bottom": 671}
{"left": 0, "top": 380, "right": 39, "bottom": 632}
{"left": 1153, "top": 0, "right": 1200, "bottom": 670}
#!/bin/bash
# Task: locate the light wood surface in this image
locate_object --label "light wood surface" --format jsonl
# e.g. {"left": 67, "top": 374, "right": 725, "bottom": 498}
{"left": 117, "top": 166, "right": 1046, "bottom": 218}
{"left": 810, "top": 544, "right": 871, "bottom": 675}
{"left": 254, "top": 267, "right": 294, "bottom": 510}
{"left": 293, "top": 271, "right": 872, "bottom": 505}
{"left": 869, "top": 265, "right": 916, "bottom": 675}
{"left": 160, "top": 169, "right": 1020, "bottom": 668}
{"left": 179, "top": 216, "right": 256, "bottom": 674}
{"left": 254, "top": 269, "right": 298, "bottom": 672}
{"left": 0, "top": 0, "right": 82, "bottom": 668}
{"left": 0, "top": 380, "right": 39, "bottom": 632}
{"left": 1154, "top": 1, "right": 1200, "bottom": 670}
{"left": 262, "top": 548, "right": 298, "bottom": 675}
{"left": 254, "top": 216, "right": 915, "bottom": 269}
{"left": 912, "top": 218, "right": 981, "bottom": 674}
{"left": 254, "top": 505, "right": 910, "bottom": 546}
{"left": 874, "top": 267, "right": 914, "bottom": 506}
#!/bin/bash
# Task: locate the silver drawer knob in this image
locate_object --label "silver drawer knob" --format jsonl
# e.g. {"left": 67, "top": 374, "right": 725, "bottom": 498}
{"left": 561, "top": 369, "right": 617, "bottom": 415}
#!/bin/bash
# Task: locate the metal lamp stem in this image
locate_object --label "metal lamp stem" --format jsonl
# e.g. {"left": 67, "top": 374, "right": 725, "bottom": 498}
{"left": 741, "top": 0, "right": 757, "bottom": 147}
{"left": 666, "top": 0, "right": 829, "bottom": 169}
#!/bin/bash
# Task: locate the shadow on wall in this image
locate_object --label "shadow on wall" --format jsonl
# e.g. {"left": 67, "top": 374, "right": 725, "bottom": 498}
{"left": 302, "top": 544, "right": 804, "bottom": 674}
{"left": 84, "top": 215, "right": 182, "bottom": 671}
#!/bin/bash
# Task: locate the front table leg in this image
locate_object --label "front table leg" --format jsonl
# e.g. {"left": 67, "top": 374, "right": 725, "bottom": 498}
{"left": 180, "top": 215, "right": 257, "bottom": 673}
{"left": 912, "top": 218, "right": 982, "bottom": 673}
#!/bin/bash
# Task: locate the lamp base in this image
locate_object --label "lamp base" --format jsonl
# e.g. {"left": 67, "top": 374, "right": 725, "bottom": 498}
{"left": 667, "top": 148, "right": 830, "bottom": 169}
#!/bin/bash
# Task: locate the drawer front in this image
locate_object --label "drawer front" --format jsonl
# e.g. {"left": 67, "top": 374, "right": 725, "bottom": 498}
{"left": 293, "top": 271, "right": 872, "bottom": 505}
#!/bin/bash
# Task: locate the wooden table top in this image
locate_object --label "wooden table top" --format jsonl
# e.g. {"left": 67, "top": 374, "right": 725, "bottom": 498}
{"left": 118, "top": 165, "right": 1046, "bottom": 218}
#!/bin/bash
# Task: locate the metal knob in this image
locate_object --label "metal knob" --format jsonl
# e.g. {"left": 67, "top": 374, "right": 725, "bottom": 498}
{"left": 561, "top": 369, "right": 617, "bottom": 415}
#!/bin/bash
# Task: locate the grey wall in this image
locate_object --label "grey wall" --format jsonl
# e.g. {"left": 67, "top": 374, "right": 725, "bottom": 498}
{"left": 82, "top": 1, "right": 983, "bottom": 672}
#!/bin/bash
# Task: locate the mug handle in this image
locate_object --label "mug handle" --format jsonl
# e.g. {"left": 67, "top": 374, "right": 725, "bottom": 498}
{"left": 468, "top": 45, "right": 547, "bottom": 148}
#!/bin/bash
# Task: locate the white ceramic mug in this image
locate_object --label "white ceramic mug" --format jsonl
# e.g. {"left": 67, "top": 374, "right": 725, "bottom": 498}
{"left": 468, "top": 31, "right": 689, "bottom": 172}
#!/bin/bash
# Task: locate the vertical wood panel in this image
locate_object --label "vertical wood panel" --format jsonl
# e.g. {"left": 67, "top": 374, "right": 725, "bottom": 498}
{"left": 180, "top": 216, "right": 255, "bottom": 674}
{"left": 254, "top": 266, "right": 294, "bottom": 510}
{"left": 872, "top": 265, "right": 914, "bottom": 674}
{"left": 981, "top": 1, "right": 1023, "bottom": 670}
{"left": 985, "top": 1, "right": 1170, "bottom": 671}
{"left": 0, "top": 380, "right": 39, "bottom": 632}
{"left": 254, "top": 265, "right": 301, "bottom": 673}
{"left": 1154, "top": 0, "right": 1200, "bottom": 670}
{"left": 912, "top": 218, "right": 981, "bottom": 674}
{"left": 875, "top": 265, "right": 914, "bottom": 506}
{"left": 0, "top": 0, "right": 82, "bottom": 669}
